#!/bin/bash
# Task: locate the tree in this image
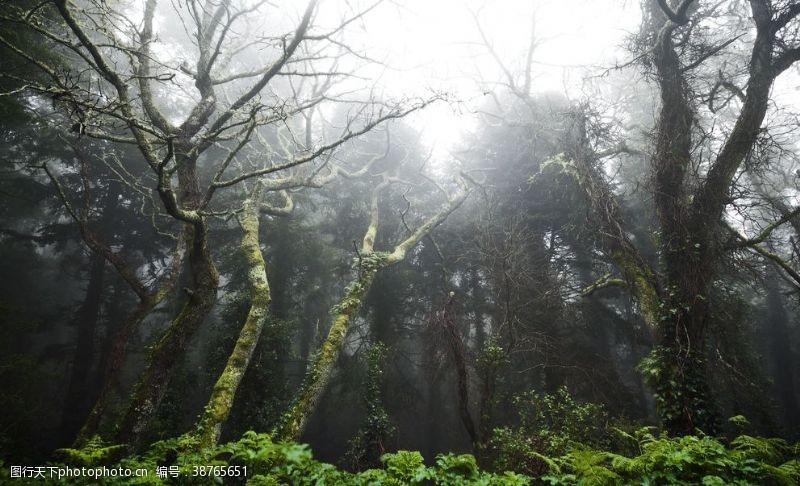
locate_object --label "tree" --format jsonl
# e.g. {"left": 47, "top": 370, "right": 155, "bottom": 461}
{"left": 1, "top": 0, "right": 433, "bottom": 448}
{"left": 467, "top": 0, "right": 800, "bottom": 435}
{"left": 563, "top": 0, "right": 800, "bottom": 434}
{"left": 619, "top": 0, "right": 800, "bottom": 434}
{"left": 194, "top": 130, "right": 392, "bottom": 448}
{"left": 277, "top": 170, "right": 470, "bottom": 441}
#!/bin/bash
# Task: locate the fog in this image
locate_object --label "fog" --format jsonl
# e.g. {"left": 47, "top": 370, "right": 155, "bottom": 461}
{"left": 1, "top": 0, "right": 799, "bottom": 483}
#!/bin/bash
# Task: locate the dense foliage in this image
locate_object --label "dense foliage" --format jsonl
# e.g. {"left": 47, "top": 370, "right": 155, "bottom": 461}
{"left": 8, "top": 410, "right": 798, "bottom": 485}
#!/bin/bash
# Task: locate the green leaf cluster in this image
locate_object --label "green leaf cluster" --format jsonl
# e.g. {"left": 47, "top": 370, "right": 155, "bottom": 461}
{"left": 542, "top": 429, "right": 799, "bottom": 485}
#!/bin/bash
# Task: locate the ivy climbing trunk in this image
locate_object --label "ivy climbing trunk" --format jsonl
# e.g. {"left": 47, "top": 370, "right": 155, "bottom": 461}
{"left": 195, "top": 196, "right": 271, "bottom": 448}
{"left": 277, "top": 254, "right": 385, "bottom": 441}
{"left": 564, "top": 105, "right": 716, "bottom": 434}
{"left": 634, "top": 0, "right": 789, "bottom": 435}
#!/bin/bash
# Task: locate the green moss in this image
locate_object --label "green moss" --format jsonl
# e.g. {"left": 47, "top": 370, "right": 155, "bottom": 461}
{"left": 534, "top": 153, "right": 578, "bottom": 181}
{"left": 609, "top": 250, "right": 660, "bottom": 331}
{"left": 195, "top": 204, "right": 271, "bottom": 449}
{"left": 277, "top": 251, "right": 391, "bottom": 440}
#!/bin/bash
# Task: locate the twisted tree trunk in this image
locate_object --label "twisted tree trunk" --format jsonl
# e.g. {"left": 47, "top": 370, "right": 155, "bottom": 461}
{"left": 116, "top": 156, "right": 220, "bottom": 449}
{"left": 570, "top": 0, "right": 800, "bottom": 435}
{"left": 195, "top": 195, "right": 271, "bottom": 448}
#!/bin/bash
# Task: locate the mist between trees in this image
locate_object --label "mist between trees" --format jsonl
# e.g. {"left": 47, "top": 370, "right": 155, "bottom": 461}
{"left": 1, "top": 0, "right": 799, "bottom": 484}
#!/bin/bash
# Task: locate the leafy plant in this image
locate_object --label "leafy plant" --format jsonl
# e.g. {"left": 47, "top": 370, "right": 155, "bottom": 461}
{"left": 55, "top": 436, "right": 127, "bottom": 467}
{"left": 487, "top": 387, "right": 614, "bottom": 476}
{"left": 543, "top": 429, "right": 800, "bottom": 485}
{"left": 344, "top": 342, "right": 396, "bottom": 470}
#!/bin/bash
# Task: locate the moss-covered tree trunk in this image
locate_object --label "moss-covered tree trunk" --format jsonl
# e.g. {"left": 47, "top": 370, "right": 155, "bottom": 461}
{"left": 114, "top": 231, "right": 217, "bottom": 448}
{"left": 568, "top": 104, "right": 716, "bottom": 433}
{"left": 195, "top": 196, "right": 271, "bottom": 448}
{"left": 625, "top": 0, "right": 791, "bottom": 436}
{"left": 565, "top": 114, "right": 661, "bottom": 334}
{"left": 277, "top": 254, "right": 385, "bottom": 440}
{"left": 564, "top": 105, "right": 716, "bottom": 433}
{"left": 116, "top": 155, "right": 220, "bottom": 449}
{"left": 277, "top": 176, "right": 469, "bottom": 441}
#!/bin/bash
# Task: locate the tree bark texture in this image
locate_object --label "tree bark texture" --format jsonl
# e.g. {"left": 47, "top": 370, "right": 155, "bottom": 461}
{"left": 195, "top": 197, "right": 271, "bottom": 448}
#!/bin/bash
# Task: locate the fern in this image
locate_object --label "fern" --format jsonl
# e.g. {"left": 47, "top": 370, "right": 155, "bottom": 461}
{"left": 55, "top": 436, "right": 127, "bottom": 466}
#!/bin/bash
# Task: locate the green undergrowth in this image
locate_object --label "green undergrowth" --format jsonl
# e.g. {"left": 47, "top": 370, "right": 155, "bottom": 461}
{"left": 4, "top": 426, "right": 796, "bottom": 485}
{"left": 12, "top": 433, "right": 526, "bottom": 485}
{"left": 542, "top": 427, "right": 799, "bottom": 485}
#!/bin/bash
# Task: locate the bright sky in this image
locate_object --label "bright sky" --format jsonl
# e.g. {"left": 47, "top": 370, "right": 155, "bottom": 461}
{"left": 333, "top": 0, "right": 642, "bottom": 157}
{"left": 144, "top": 0, "right": 642, "bottom": 161}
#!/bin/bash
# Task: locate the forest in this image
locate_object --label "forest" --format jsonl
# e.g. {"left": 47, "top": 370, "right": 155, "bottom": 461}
{"left": 1, "top": 0, "right": 799, "bottom": 484}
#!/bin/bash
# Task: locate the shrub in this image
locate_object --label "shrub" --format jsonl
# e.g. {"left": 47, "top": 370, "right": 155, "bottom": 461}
{"left": 487, "top": 387, "right": 616, "bottom": 476}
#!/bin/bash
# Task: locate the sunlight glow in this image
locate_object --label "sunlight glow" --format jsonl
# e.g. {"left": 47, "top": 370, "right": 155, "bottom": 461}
{"left": 342, "top": 0, "right": 642, "bottom": 160}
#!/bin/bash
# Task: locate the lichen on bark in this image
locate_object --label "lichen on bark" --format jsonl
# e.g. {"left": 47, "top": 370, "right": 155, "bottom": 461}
{"left": 195, "top": 196, "right": 272, "bottom": 448}
{"left": 276, "top": 176, "right": 469, "bottom": 441}
{"left": 277, "top": 253, "right": 385, "bottom": 441}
